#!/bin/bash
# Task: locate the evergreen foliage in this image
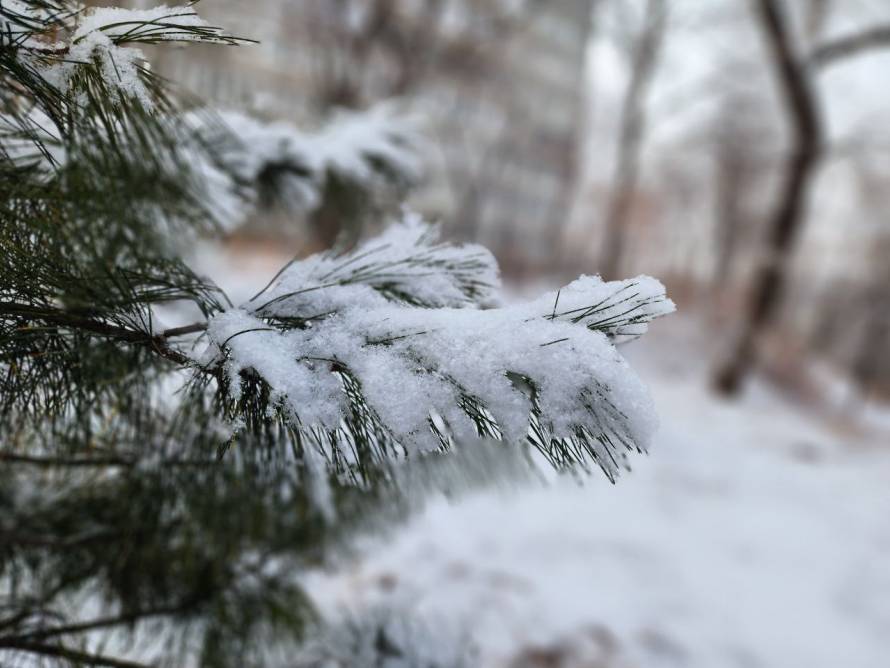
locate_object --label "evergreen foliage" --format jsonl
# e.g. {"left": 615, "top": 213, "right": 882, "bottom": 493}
{"left": 0, "top": 2, "right": 673, "bottom": 665}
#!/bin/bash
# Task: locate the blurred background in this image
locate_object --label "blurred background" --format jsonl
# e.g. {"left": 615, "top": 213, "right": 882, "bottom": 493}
{"left": 115, "top": 0, "right": 890, "bottom": 415}
{"left": 106, "top": 1, "right": 890, "bottom": 665}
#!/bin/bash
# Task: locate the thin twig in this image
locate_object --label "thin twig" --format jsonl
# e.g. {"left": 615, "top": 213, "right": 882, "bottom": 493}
{"left": 0, "top": 639, "right": 151, "bottom": 668}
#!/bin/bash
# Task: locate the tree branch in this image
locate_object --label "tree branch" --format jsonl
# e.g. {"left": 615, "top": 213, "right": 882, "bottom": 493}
{"left": 0, "top": 452, "right": 216, "bottom": 469}
{"left": 811, "top": 25, "right": 890, "bottom": 68}
{"left": 0, "top": 639, "right": 151, "bottom": 668}
{"left": 1, "top": 604, "right": 189, "bottom": 645}
{"left": 160, "top": 321, "right": 208, "bottom": 338}
{"left": 712, "top": 0, "right": 823, "bottom": 395}
{"left": 1, "top": 301, "right": 201, "bottom": 366}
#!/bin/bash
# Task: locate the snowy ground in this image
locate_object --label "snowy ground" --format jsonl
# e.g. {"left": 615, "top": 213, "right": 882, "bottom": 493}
{"left": 302, "top": 316, "right": 890, "bottom": 668}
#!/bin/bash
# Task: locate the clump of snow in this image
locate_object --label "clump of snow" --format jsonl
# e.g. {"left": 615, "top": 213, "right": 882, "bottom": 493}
{"left": 547, "top": 273, "right": 677, "bottom": 342}
{"left": 302, "top": 103, "right": 425, "bottom": 186}
{"left": 194, "top": 110, "right": 322, "bottom": 215}
{"left": 201, "top": 216, "right": 674, "bottom": 480}
{"left": 45, "top": 29, "right": 152, "bottom": 107}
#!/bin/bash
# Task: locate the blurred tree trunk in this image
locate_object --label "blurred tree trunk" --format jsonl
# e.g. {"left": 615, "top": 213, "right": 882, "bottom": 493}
{"left": 852, "top": 292, "right": 890, "bottom": 402}
{"left": 598, "top": 0, "right": 667, "bottom": 281}
{"left": 712, "top": 97, "right": 758, "bottom": 300}
{"left": 546, "top": 0, "right": 601, "bottom": 260}
{"left": 849, "top": 215, "right": 890, "bottom": 402}
{"left": 712, "top": 0, "right": 822, "bottom": 396}
{"left": 713, "top": 155, "right": 743, "bottom": 295}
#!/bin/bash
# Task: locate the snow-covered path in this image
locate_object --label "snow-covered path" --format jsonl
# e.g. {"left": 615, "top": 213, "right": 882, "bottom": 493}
{"left": 304, "top": 319, "right": 890, "bottom": 667}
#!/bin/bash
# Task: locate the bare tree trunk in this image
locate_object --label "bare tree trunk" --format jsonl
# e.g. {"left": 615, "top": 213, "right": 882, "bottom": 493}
{"left": 852, "top": 297, "right": 890, "bottom": 401}
{"left": 598, "top": 0, "right": 667, "bottom": 281}
{"left": 712, "top": 0, "right": 822, "bottom": 395}
{"left": 712, "top": 116, "right": 750, "bottom": 296}
{"left": 849, "top": 222, "right": 890, "bottom": 403}
{"left": 544, "top": 0, "right": 599, "bottom": 259}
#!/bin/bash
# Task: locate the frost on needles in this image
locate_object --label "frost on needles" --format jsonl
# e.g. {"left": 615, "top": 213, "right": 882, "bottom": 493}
{"left": 201, "top": 214, "right": 675, "bottom": 484}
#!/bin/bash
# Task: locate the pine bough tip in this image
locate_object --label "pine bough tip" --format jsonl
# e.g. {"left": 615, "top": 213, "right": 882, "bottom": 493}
{"left": 202, "top": 216, "right": 674, "bottom": 486}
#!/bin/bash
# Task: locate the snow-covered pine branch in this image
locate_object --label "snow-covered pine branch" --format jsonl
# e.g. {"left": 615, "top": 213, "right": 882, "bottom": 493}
{"left": 2, "top": 3, "right": 421, "bottom": 238}
{"left": 201, "top": 214, "right": 675, "bottom": 484}
{"left": 0, "top": 0, "right": 252, "bottom": 208}
{"left": 187, "top": 104, "right": 424, "bottom": 232}
{"left": 13, "top": 3, "right": 240, "bottom": 109}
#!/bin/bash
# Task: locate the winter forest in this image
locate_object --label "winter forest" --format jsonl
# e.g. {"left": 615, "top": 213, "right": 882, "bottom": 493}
{"left": 1, "top": 1, "right": 889, "bottom": 667}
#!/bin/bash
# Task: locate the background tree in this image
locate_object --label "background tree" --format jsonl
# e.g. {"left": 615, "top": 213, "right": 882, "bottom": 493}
{"left": 597, "top": 0, "right": 668, "bottom": 281}
{"left": 713, "top": 0, "right": 890, "bottom": 395}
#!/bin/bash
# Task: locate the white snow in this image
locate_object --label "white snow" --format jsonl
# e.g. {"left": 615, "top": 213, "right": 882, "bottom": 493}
{"left": 55, "top": 30, "right": 152, "bottom": 107}
{"left": 301, "top": 314, "right": 890, "bottom": 668}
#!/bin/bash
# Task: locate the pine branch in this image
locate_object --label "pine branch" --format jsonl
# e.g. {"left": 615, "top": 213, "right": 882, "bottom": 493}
{"left": 0, "top": 301, "right": 194, "bottom": 366}
{"left": 203, "top": 219, "right": 674, "bottom": 484}
{"left": 0, "top": 640, "right": 151, "bottom": 668}
{"left": 0, "top": 452, "right": 215, "bottom": 468}
{"left": 1, "top": 603, "right": 190, "bottom": 644}
{"left": 184, "top": 104, "right": 424, "bottom": 234}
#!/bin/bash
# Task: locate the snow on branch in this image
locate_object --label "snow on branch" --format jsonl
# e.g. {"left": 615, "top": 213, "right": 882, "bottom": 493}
{"left": 188, "top": 104, "right": 425, "bottom": 232}
{"left": 545, "top": 274, "right": 676, "bottom": 343}
{"left": 199, "top": 216, "right": 674, "bottom": 484}
{"left": 301, "top": 103, "right": 425, "bottom": 186}
{"left": 250, "top": 211, "right": 499, "bottom": 310}
{"left": 9, "top": 2, "right": 241, "bottom": 109}
{"left": 70, "top": 5, "right": 235, "bottom": 46}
